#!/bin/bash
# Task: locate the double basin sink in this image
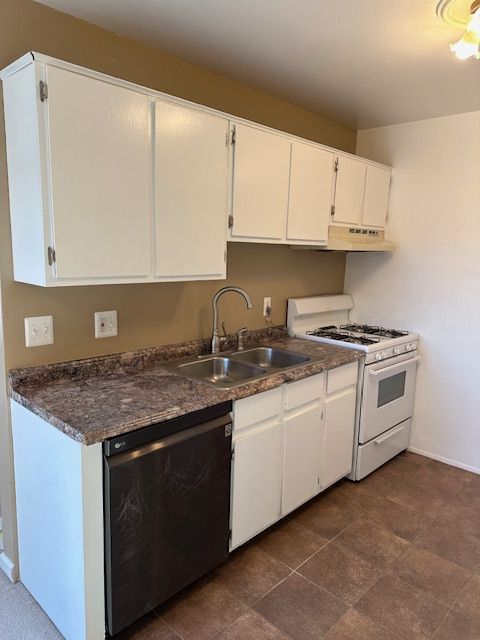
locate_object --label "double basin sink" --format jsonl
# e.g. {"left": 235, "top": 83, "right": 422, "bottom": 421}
{"left": 166, "top": 346, "right": 314, "bottom": 389}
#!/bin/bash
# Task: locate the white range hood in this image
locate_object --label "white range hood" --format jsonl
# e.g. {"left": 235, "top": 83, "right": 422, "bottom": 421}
{"left": 325, "top": 226, "right": 395, "bottom": 251}
{"left": 291, "top": 226, "right": 395, "bottom": 252}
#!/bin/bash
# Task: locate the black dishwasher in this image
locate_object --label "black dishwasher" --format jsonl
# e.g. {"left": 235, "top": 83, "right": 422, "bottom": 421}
{"left": 104, "top": 401, "right": 232, "bottom": 636}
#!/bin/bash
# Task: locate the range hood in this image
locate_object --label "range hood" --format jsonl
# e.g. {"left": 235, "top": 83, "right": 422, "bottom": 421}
{"left": 325, "top": 225, "right": 395, "bottom": 251}
{"left": 290, "top": 225, "right": 395, "bottom": 252}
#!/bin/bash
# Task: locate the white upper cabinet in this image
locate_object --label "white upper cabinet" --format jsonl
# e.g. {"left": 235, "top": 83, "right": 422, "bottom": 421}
{"left": 286, "top": 142, "right": 333, "bottom": 245}
{"left": 154, "top": 101, "right": 228, "bottom": 280}
{"left": 230, "top": 123, "right": 291, "bottom": 241}
{"left": 333, "top": 155, "right": 391, "bottom": 229}
{"left": 47, "top": 67, "right": 152, "bottom": 281}
{"left": 332, "top": 155, "right": 367, "bottom": 226}
{"left": 362, "top": 165, "right": 391, "bottom": 228}
{"left": 1, "top": 53, "right": 394, "bottom": 287}
{"left": 2, "top": 60, "right": 153, "bottom": 286}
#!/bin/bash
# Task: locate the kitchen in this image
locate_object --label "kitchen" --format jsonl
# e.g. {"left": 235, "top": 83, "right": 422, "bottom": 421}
{"left": 0, "top": 1, "right": 479, "bottom": 640}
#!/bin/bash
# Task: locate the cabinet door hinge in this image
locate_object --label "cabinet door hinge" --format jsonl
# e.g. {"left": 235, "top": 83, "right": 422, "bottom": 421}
{"left": 330, "top": 205, "right": 335, "bottom": 217}
{"left": 231, "top": 448, "right": 235, "bottom": 460}
{"left": 229, "top": 529, "right": 232, "bottom": 540}
{"left": 39, "top": 80, "right": 48, "bottom": 102}
{"left": 47, "top": 246, "right": 56, "bottom": 266}
{"left": 228, "top": 215, "right": 234, "bottom": 229}
{"left": 230, "top": 125, "right": 236, "bottom": 145}
{"left": 334, "top": 158, "right": 339, "bottom": 173}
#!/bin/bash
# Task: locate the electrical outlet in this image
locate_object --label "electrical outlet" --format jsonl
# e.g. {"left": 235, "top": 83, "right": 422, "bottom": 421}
{"left": 263, "top": 297, "right": 272, "bottom": 317}
{"left": 25, "top": 316, "right": 54, "bottom": 347}
{"left": 94, "top": 310, "right": 118, "bottom": 339}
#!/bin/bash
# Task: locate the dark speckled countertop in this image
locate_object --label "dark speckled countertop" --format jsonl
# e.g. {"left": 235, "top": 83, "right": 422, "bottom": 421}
{"left": 8, "top": 326, "right": 363, "bottom": 445}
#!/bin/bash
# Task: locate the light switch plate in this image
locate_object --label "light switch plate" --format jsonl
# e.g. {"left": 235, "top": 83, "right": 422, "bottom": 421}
{"left": 25, "top": 316, "right": 54, "bottom": 347}
{"left": 94, "top": 310, "right": 118, "bottom": 339}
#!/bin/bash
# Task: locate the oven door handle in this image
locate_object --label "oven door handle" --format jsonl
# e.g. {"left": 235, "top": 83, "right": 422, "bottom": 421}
{"left": 374, "top": 423, "right": 406, "bottom": 444}
{"left": 368, "top": 355, "right": 421, "bottom": 377}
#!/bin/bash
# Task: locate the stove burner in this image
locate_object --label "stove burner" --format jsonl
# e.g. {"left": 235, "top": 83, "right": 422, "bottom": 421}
{"left": 340, "top": 324, "right": 409, "bottom": 338}
{"left": 306, "top": 329, "right": 379, "bottom": 345}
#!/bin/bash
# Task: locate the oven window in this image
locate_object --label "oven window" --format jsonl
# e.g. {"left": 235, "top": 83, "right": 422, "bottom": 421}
{"left": 377, "top": 371, "right": 406, "bottom": 408}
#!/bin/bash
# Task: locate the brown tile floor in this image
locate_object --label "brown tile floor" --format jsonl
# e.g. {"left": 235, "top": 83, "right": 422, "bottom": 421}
{"left": 6, "top": 452, "right": 476, "bottom": 640}
{"left": 115, "top": 452, "right": 480, "bottom": 640}
{"left": 110, "top": 453, "right": 480, "bottom": 640}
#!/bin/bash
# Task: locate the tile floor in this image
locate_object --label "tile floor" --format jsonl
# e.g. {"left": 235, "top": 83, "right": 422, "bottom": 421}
{"left": 1, "top": 452, "right": 479, "bottom": 640}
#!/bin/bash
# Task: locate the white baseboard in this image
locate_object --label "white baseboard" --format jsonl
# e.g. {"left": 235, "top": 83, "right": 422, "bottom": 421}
{"left": 0, "top": 551, "right": 16, "bottom": 582}
{"left": 408, "top": 447, "right": 480, "bottom": 475}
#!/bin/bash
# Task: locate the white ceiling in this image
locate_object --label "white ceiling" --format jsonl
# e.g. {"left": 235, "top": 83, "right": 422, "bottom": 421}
{"left": 35, "top": 0, "right": 480, "bottom": 129}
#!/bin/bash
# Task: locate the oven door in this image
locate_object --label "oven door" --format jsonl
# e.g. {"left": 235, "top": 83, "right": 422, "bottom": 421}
{"left": 359, "top": 353, "right": 420, "bottom": 444}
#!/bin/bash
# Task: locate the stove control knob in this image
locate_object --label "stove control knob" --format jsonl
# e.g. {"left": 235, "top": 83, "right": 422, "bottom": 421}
{"left": 407, "top": 342, "right": 415, "bottom": 351}
{"left": 393, "top": 346, "right": 402, "bottom": 355}
{"left": 375, "top": 352, "right": 382, "bottom": 361}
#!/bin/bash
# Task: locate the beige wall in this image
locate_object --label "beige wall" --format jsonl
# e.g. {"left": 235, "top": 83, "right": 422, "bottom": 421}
{"left": 4, "top": 245, "right": 346, "bottom": 368}
{"left": 0, "top": 0, "right": 354, "bottom": 370}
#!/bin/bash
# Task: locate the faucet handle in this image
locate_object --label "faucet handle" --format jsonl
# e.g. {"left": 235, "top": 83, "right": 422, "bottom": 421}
{"left": 236, "top": 327, "right": 248, "bottom": 351}
{"left": 221, "top": 321, "right": 228, "bottom": 338}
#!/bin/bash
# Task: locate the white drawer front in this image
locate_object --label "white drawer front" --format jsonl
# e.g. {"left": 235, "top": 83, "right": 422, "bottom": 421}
{"left": 284, "top": 373, "right": 324, "bottom": 411}
{"left": 356, "top": 418, "right": 411, "bottom": 480}
{"left": 327, "top": 362, "right": 358, "bottom": 395}
{"left": 233, "top": 386, "right": 283, "bottom": 431}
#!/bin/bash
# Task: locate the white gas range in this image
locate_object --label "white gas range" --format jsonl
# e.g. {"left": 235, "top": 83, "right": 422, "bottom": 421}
{"left": 287, "top": 294, "right": 420, "bottom": 480}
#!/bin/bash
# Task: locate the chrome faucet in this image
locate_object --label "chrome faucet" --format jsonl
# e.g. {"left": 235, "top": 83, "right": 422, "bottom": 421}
{"left": 211, "top": 287, "right": 253, "bottom": 354}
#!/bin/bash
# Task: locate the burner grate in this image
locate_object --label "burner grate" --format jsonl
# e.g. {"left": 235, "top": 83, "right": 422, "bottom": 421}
{"left": 340, "top": 324, "right": 408, "bottom": 338}
{"left": 307, "top": 329, "right": 379, "bottom": 345}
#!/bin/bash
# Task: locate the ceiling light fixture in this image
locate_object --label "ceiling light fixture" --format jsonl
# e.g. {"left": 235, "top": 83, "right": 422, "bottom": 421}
{"left": 437, "top": 0, "right": 480, "bottom": 59}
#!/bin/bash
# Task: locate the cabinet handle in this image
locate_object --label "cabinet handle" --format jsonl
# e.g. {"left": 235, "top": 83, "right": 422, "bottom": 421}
{"left": 47, "top": 246, "right": 56, "bottom": 266}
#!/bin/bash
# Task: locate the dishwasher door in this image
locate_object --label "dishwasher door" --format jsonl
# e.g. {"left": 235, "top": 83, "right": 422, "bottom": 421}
{"left": 104, "top": 413, "right": 232, "bottom": 636}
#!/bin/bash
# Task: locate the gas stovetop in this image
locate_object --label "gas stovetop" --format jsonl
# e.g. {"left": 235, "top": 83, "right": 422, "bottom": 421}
{"left": 287, "top": 295, "right": 419, "bottom": 361}
{"left": 306, "top": 324, "right": 409, "bottom": 346}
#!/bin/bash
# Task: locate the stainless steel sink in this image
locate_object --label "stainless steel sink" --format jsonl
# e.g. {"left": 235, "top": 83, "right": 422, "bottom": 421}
{"left": 231, "top": 347, "right": 311, "bottom": 369}
{"left": 176, "top": 356, "right": 266, "bottom": 388}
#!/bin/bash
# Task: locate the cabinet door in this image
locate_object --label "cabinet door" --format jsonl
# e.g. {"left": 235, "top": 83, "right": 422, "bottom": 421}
{"left": 362, "top": 165, "right": 391, "bottom": 228}
{"left": 282, "top": 405, "right": 324, "bottom": 516}
{"left": 155, "top": 101, "right": 229, "bottom": 279}
{"left": 46, "top": 66, "right": 152, "bottom": 280}
{"left": 230, "top": 422, "right": 283, "bottom": 549}
{"left": 333, "top": 155, "right": 366, "bottom": 225}
{"left": 231, "top": 123, "right": 290, "bottom": 240}
{"left": 323, "top": 387, "right": 356, "bottom": 488}
{"left": 286, "top": 142, "right": 333, "bottom": 244}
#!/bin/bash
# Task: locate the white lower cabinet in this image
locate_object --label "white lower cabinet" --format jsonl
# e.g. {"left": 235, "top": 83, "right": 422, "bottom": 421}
{"left": 230, "top": 362, "right": 358, "bottom": 549}
{"left": 230, "top": 421, "right": 284, "bottom": 550}
{"left": 323, "top": 387, "right": 357, "bottom": 488}
{"left": 282, "top": 404, "right": 324, "bottom": 516}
